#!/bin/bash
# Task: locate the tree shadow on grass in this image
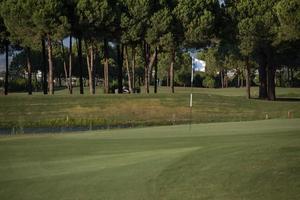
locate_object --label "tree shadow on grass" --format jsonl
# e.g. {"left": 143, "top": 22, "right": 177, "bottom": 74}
{"left": 276, "top": 97, "right": 300, "bottom": 102}
{"left": 250, "top": 97, "right": 300, "bottom": 102}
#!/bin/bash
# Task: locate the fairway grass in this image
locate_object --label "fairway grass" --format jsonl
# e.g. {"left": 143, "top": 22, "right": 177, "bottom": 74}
{"left": 0, "top": 119, "right": 299, "bottom": 199}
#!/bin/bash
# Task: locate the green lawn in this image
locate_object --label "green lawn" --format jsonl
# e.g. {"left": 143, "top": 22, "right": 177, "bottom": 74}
{"left": 0, "top": 119, "right": 299, "bottom": 199}
{"left": 1, "top": 87, "right": 300, "bottom": 129}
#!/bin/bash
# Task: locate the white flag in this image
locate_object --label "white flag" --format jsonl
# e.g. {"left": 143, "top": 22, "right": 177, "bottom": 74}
{"left": 192, "top": 58, "right": 206, "bottom": 72}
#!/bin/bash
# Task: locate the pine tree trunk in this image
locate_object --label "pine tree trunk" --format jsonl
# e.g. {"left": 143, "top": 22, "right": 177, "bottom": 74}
{"left": 68, "top": 36, "right": 73, "bottom": 94}
{"left": 117, "top": 44, "right": 123, "bottom": 94}
{"left": 47, "top": 34, "right": 54, "bottom": 95}
{"left": 77, "top": 37, "right": 84, "bottom": 94}
{"left": 241, "top": 71, "right": 244, "bottom": 87}
{"left": 63, "top": 59, "right": 68, "bottom": 89}
{"left": 92, "top": 57, "right": 96, "bottom": 94}
{"left": 245, "top": 57, "right": 251, "bottom": 99}
{"left": 125, "top": 46, "right": 133, "bottom": 93}
{"left": 58, "top": 75, "right": 62, "bottom": 87}
{"left": 41, "top": 38, "right": 48, "bottom": 95}
{"left": 148, "top": 50, "right": 156, "bottom": 86}
{"left": 131, "top": 47, "right": 136, "bottom": 90}
{"left": 224, "top": 70, "right": 228, "bottom": 88}
{"left": 26, "top": 47, "right": 33, "bottom": 95}
{"left": 61, "top": 41, "right": 69, "bottom": 91}
{"left": 103, "top": 39, "right": 109, "bottom": 94}
{"left": 290, "top": 68, "right": 294, "bottom": 87}
{"left": 90, "top": 47, "right": 95, "bottom": 94}
{"left": 170, "top": 51, "right": 175, "bottom": 93}
{"left": 167, "top": 70, "right": 169, "bottom": 87}
{"left": 267, "top": 65, "right": 276, "bottom": 101}
{"left": 85, "top": 42, "right": 95, "bottom": 95}
{"left": 86, "top": 45, "right": 92, "bottom": 94}
{"left": 144, "top": 65, "right": 149, "bottom": 93}
{"left": 4, "top": 41, "right": 9, "bottom": 95}
{"left": 144, "top": 42, "right": 150, "bottom": 94}
{"left": 220, "top": 70, "right": 224, "bottom": 88}
{"left": 139, "top": 76, "right": 141, "bottom": 87}
{"left": 259, "top": 54, "right": 268, "bottom": 99}
{"left": 170, "top": 61, "right": 175, "bottom": 93}
{"left": 266, "top": 48, "right": 276, "bottom": 101}
{"left": 154, "top": 47, "right": 158, "bottom": 94}
{"left": 287, "top": 67, "right": 290, "bottom": 86}
{"left": 146, "top": 49, "right": 157, "bottom": 92}
{"left": 279, "top": 69, "right": 283, "bottom": 87}
{"left": 237, "top": 70, "right": 240, "bottom": 88}
{"left": 259, "top": 66, "right": 268, "bottom": 98}
{"left": 34, "top": 72, "right": 38, "bottom": 92}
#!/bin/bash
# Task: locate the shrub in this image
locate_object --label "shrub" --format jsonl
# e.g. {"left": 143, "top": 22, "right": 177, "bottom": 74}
{"left": 7, "top": 78, "right": 41, "bottom": 92}
{"left": 9, "top": 78, "right": 27, "bottom": 92}
{"left": 110, "top": 80, "right": 118, "bottom": 93}
{"left": 202, "top": 76, "right": 216, "bottom": 88}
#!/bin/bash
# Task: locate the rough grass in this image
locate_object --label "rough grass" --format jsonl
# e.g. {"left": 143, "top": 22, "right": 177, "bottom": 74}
{"left": 0, "top": 119, "right": 299, "bottom": 200}
{"left": 0, "top": 87, "right": 300, "bottom": 129}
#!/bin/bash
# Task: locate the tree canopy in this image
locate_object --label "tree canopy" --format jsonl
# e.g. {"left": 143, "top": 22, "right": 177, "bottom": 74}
{"left": 0, "top": 0, "right": 299, "bottom": 100}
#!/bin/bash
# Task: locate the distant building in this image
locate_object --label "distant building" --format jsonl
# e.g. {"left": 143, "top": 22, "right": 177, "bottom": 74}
{"left": 24, "top": 70, "right": 42, "bottom": 81}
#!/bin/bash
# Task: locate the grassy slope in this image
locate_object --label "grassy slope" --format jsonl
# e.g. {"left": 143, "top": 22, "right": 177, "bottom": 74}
{"left": 0, "top": 87, "right": 300, "bottom": 128}
{"left": 0, "top": 119, "right": 299, "bottom": 200}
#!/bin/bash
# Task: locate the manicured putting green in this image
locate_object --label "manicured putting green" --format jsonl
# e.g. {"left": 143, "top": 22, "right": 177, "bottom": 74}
{"left": 0, "top": 119, "right": 299, "bottom": 200}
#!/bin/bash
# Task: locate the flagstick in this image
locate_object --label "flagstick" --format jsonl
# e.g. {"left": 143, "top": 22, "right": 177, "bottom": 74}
{"left": 189, "top": 60, "right": 194, "bottom": 132}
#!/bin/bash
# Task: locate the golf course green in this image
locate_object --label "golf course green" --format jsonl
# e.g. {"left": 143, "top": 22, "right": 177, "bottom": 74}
{"left": 0, "top": 119, "right": 299, "bottom": 200}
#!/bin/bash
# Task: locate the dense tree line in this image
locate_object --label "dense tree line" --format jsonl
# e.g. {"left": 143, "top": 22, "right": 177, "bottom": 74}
{"left": 0, "top": 0, "right": 299, "bottom": 100}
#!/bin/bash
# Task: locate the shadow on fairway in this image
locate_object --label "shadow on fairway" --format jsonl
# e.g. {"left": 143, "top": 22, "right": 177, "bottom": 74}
{"left": 251, "top": 97, "right": 300, "bottom": 102}
{"left": 276, "top": 97, "right": 300, "bottom": 102}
